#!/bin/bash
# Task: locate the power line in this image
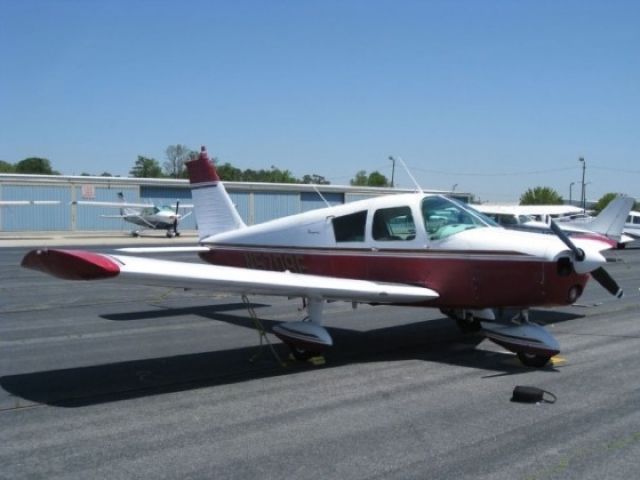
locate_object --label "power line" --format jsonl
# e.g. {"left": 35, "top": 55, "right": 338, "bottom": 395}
{"left": 410, "top": 165, "right": 577, "bottom": 177}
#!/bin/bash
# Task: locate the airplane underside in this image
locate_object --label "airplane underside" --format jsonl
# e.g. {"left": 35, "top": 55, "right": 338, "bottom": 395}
{"left": 269, "top": 297, "right": 560, "bottom": 368}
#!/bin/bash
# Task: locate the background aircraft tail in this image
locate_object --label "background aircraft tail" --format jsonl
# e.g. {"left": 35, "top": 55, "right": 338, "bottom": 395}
{"left": 185, "top": 147, "right": 246, "bottom": 240}
{"left": 584, "top": 196, "right": 634, "bottom": 241}
{"left": 117, "top": 192, "right": 138, "bottom": 217}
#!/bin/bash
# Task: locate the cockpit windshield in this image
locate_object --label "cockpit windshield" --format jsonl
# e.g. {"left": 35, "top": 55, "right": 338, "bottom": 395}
{"left": 422, "top": 196, "right": 496, "bottom": 240}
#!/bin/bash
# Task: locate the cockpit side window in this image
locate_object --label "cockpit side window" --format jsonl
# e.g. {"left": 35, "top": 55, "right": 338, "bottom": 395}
{"left": 422, "top": 196, "right": 490, "bottom": 240}
{"left": 332, "top": 210, "right": 367, "bottom": 242}
{"left": 372, "top": 206, "right": 416, "bottom": 241}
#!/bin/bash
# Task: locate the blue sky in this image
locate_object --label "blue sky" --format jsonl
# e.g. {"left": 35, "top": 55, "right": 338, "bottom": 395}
{"left": 1, "top": 0, "right": 638, "bottom": 202}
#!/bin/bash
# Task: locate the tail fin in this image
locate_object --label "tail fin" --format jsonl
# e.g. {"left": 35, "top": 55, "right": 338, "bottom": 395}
{"left": 584, "top": 196, "right": 635, "bottom": 241}
{"left": 185, "top": 146, "right": 246, "bottom": 241}
{"left": 117, "top": 192, "right": 137, "bottom": 216}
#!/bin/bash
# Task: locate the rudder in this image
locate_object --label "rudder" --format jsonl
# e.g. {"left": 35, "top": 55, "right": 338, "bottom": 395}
{"left": 185, "top": 147, "right": 246, "bottom": 241}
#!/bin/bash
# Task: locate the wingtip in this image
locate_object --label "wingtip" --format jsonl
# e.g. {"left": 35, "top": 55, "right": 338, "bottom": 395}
{"left": 21, "top": 249, "right": 120, "bottom": 280}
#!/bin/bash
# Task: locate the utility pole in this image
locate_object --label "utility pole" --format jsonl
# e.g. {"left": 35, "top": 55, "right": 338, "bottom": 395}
{"left": 579, "top": 157, "right": 586, "bottom": 212}
{"left": 388, "top": 156, "right": 396, "bottom": 188}
{"left": 569, "top": 182, "right": 575, "bottom": 204}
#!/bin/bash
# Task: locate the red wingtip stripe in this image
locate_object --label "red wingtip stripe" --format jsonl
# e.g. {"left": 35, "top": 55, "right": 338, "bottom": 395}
{"left": 185, "top": 145, "right": 220, "bottom": 184}
{"left": 21, "top": 249, "right": 120, "bottom": 280}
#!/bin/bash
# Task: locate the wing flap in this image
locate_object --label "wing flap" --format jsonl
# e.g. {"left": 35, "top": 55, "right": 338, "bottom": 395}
{"left": 21, "top": 249, "right": 438, "bottom": 304}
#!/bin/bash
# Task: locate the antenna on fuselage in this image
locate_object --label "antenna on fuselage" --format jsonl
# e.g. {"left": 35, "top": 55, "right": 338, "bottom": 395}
{"left": 312, "top": 185, "right": 331, "bottom": 208}
{"left": 389, "top": 156, "right": 423, "bottom": 194}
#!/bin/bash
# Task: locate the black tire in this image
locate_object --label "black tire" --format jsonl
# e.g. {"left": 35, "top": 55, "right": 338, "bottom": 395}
{"left": 517, "top": 352, "right": 551, "bottom": 368}
{"left": 289, "top": 345, "right": 316, "bottom": 361}
{"left": 456, "top": 317, "right": 482, "bottom": 334}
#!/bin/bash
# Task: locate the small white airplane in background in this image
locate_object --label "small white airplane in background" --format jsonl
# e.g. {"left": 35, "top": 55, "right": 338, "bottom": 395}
{"left": 474, "top": 204, "right": 584, "bottom": 225}
{"left": 73, "top": 192, "right": 193, "bottom": 237}
{"left": 0, "top": 201, "right": 60, "bottom": 206}
{"left": 624, "top": 211, "right": 640, "bottom": 240}
{"left": 475, "top": 197, "right": 635, "bottom": 248}
{"left": 23, "top": 147, "right": 625, "bottom": 369}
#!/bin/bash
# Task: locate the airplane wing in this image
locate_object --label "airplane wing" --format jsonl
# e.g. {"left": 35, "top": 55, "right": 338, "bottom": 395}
{"left": 72, "top": 200, "right": 153, "bottom": 208}
{"left": 21, "top": 249, "right": 439, "bottom": 304}
{"left": 0, "top": 200, "right": 60, "bottom": 206}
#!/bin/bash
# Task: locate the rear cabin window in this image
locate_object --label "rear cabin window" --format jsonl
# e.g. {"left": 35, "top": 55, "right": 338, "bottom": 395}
{"left": 372, "top": 206, "right": 416, "bottom": 241}
{"left": 332, "top": 210, "right": 367, "bottom": 242}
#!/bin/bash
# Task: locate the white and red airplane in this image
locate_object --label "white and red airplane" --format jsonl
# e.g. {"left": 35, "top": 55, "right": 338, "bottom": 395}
{"left": 22, "top": 147, "right": 624, "bottom": 368}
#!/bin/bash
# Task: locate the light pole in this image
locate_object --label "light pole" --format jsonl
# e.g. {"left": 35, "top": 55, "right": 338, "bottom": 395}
{"left": 569, "top": 181, "right": 575, "bottom": 204}
{"left": 584, "top": 182, "right": 591, "bottom": 211}
{"left": 388, "top": 156, "right": 396, "bottom": 188}
{"left": 451, "top": 183, "right": 458, "bottom": 192}
{"left": 579, "top": 157, "right": 586, "bottom": 212}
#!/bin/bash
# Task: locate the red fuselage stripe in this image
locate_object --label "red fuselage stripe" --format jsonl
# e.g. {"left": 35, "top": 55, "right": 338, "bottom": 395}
{"left": 199, "top": 246, "right": 589, "bottom": 309}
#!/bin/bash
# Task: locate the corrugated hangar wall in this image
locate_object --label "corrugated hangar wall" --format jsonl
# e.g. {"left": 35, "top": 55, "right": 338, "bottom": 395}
{"left": 0, "top": 174, "right": 463, "bottom": 232}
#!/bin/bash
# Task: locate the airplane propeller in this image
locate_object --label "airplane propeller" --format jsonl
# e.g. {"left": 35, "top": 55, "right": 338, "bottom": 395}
{"left": 591, "top": 267, "right": 624, "bottom": 298}
{"left": 549, "top": 220, "right": 623, "bottom": 297}
{"left": 173, "top": 200, "right": 180, "bottom": 236}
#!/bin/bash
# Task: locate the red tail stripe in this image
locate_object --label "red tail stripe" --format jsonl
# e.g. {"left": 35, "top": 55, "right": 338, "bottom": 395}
{"left": 186, "top": 146, "right": 220, "bottom": 184}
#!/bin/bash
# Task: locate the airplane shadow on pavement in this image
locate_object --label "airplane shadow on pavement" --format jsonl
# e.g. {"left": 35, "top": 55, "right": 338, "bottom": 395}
{"left": 0, "top": 305, "right": 582, "bottom": 408}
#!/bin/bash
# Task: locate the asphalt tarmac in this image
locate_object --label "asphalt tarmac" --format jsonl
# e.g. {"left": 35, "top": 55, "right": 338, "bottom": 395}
{"left": 1, "top": 240, "right": 640, "bottom": 479}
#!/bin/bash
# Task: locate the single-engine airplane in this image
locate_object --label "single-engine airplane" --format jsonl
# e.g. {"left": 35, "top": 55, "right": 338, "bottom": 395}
{"left": 72, "top": 192, "right": 193, "bottom": 237}
{"left": 22, "top": 147, "right": 624, "bottom": 368}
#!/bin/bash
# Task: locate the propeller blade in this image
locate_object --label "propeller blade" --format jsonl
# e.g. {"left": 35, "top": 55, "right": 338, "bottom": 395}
{"left": 549, "top": 219, "right": 584, "bottom": 261}
{"left": 591, "top": 267, "right": 624, "bottom": 298}
{"left": 173, "top": 200, "right": 180, "bottom": 235}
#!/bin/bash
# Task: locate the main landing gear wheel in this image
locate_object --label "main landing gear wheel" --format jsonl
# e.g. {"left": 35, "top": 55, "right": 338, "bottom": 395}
{"left": 287, "top": 344, "right": 317, "bottom": 361}
{"left": 456, "top": 317, "right": 482, "bottom": 334}
{"left": 517, "top": 352, "right": 552, "bottom": 368}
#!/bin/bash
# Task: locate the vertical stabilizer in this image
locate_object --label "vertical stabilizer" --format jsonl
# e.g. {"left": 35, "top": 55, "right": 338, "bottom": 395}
{"left": 185, "top": 147, "right": 246, "bottom": 241}
{"left": 584, "top": 196, "right": 634, "bottom": 241}
{"left": 117, "top": 192, "right": 137, "bottom": 216}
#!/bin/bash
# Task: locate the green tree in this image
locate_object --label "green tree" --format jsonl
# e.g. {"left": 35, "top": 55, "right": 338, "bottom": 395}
{"left": 367, "top": 171, "right": 390, "bottom": 187}
{"left": 350, "top": 170, "right": 369, "bottom": 186}
{"left": 164, "top": 144, "right": 193, "bottom": 178}
{"left": 0, "top": 160, "right": 15, "bottom": 173}
{"left": 350, "top": 170, "right": 390, "bottom": 187}
{"left": 263, "top": 166, "right": 298, "bottom": 183}
{"left": 15, "top": 157, "right": 57, "bottom": 175}
{"left": 301, "top": 174, "right": 330, "bottom": 185}
{"left": 215, "top": 162, "right": 244, "bottom": 181}
{"left": 130, "top": 156, "right": 163, "bottom": 178}
{"left": 519, "top": 186, "right": 563, "bottom": 205}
